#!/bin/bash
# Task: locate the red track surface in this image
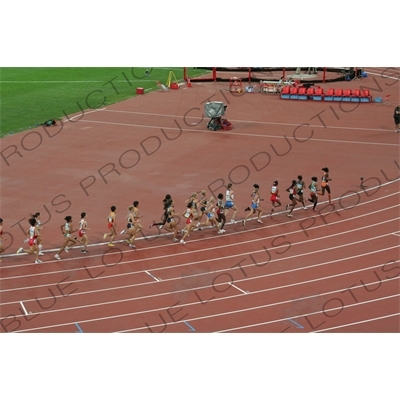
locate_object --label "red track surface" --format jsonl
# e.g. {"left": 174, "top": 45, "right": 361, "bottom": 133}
{"left": 1, "top": 67, "right": 399, "bottom": 333}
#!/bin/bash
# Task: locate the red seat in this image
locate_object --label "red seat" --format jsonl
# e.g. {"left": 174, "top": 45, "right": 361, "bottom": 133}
{"left": 326, "top": 88, "right": 334, "bottom": 96}
{"left": 361, "top": 90, "right": 370, "bottom": 97}
{"left": 343, "top": 89, "right": 352, "bottom": 96}
{"left": 315, "top": 88, "right": 324, "bottom": 95}
{"left": 306, "top": 87, "right": 315, "bottom": 95}
{"left": 298, "top": 88, "right": 307, "bottom": 95}
{"left": 281, "top": 86, "right": 290, "bottom": 94}
{"left": 352, "top": 89, "right": 361, "bottom": 96}
{"left": 334, "top": 89, "right": 343, "bottom": 96}
{"left": 290, "top": 87, "right": 298, "bottom": 94}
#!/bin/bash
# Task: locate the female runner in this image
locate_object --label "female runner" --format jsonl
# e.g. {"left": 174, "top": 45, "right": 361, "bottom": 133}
{"left": 78, "top": 212, "right": 90, "bottom": 253}
{"left": 269, "top": 181, "right": 282, "bottom": 217}
{"left": 180, "top": 202, "right": 196, "bottom": 244}
{"left": 308, "top": 177, "right": 319, "bottom": 211}
{"left": 224, "top": 183, "right": 238, "bottom": 223}
{"left": 216, "top": 193, "right": 226, "bottom": 233}
{"left": 296, "top": 175, "right": 307, "bottom": 209}
{"left": 103, "top": 206, "right": 117, "bottom": 246}
{"left": 31, "top": 212, "right": 44, "bottom": 255}
{"left": 54, "top": 216, "right": 81, "bottom": 260}
{"left": 163, "top": 200, "right": 180, "bottom": 242}
{"left": 286, "top": 180, "right": 298, "bottom": 217}
{"left": 242, "top": 184, "right": 263, "bottom": 225}
{"left": 201, "top": 197, "right": 224, "bottom": 234}
{"left": 17, "top": 218, "right": 42, "bottom": 264}
{"left": 127, "top": 201, "right": 143, "bottom": 248}
{"left": 319, "top": 167, "right": 332, "bottom": 204}
{"left": 195, "top": 190, "right": 208, "bottom": 228}
{"left": 150, "top": 194, "right": 172, "bottom": 230}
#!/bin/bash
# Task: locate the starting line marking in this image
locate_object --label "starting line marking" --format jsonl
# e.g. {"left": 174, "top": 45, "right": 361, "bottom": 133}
{"left": 75, "top": 323, "right": 84, "bottom": 333}
{"left": 145, "top": 271, "right": 161, "bottom": 282}
{"left": 288, "top": 319, "right": 305, "bottom": 329}
{"left": 183, "top": 321, "right": 196, "bottom": 332}
{"left": 230, "top": 283, "right": 249, "bottom": 294}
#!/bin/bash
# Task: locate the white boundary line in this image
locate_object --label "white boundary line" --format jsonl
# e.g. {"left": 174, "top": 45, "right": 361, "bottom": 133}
{"left": 101, "top": 108, "right": 400, "bottom": 136}
{"left": 312, "top": 312, "right": 400, "bottom": 332}
{"left": 3, "top": 178, "right": 399, "bottom": 260}
{"left": 2, "top": 194, "right": 399, "bottom": 283}
{"left": 2, "top": 211, "right": 399, "bottom": 284}
{"left": 215, "top": 293, "right": 400, "bottom": 333}
{"left": 11, "top": 276, "right": 399, "bottom": 333}
{"left": 1, "top": 244, "right": 398, "bottom": 309}
{"left": 79, "top": 118, "right": 400, "bottom": 147}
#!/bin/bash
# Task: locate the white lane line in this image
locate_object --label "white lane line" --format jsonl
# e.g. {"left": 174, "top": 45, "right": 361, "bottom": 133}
{"left": 313, "top": 312, "right": 400, "bottom": 332}
{"left": 79, "top": 118, "right": 400, "bottom": 146}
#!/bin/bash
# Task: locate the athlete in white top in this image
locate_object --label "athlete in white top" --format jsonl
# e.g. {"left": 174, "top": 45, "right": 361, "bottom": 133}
{"left": 224, "top": 183, "right": 238, "bottom": 223}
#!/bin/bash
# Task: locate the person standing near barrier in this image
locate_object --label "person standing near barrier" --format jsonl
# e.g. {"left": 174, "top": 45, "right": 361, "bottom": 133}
{"left": 394, "top": 105, "right": 400, "bottom": 132}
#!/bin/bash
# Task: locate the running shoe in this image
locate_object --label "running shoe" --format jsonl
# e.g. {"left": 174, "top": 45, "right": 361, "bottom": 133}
{"left": 120, "top": 230, "right": 126, "bottom": 234}
{"left": 35, "top": 259, "right": 43, "bottom": 264}
{"left": 242, "top": 220, "right": 246, "bottom": 226}
{"left": 103, "top": 234, "right": 108, "bottom": 239}
{"left": 81, "top": 250, "right": 88, "bottom": 253}
{"left": 55, "top": 254, "right": 60, "bottom": 260}
{"left": 180, "top": 239, "right": 186, "bottom": 244}
{"left": 39, "top": 252, "right": 44, "bottom": 256}
{"left": 108, "top": 243, "right": 115, "bottom": 247}
{"left": 65, "top": 247, "right": 69, "bottom": 253}
{"left": 288, "top": 214, "right": 293, "bottom": 218}
{"left": 257, "top": 219, "right": 263, "bottom": 224}
{"left": 16, "top": 247, "right": 23, "bottom": 254}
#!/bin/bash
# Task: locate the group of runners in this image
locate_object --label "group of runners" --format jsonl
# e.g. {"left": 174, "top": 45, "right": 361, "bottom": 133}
{"left": 0, "top": 168, "right": 332, "bottom": 264}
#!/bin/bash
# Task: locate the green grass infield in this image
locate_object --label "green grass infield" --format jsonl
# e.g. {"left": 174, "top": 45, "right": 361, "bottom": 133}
{"left": 0, "top": 67, "right": 207, "bottom": 137}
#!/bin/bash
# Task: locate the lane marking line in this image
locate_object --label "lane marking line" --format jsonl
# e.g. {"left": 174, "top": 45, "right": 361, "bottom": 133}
{"left": 145, "top": 271, "right": 161, "bottom": 282}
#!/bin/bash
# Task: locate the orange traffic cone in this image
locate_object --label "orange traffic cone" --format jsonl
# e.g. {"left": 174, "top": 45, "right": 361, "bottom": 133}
{"left": 187, "top": 78, "right": 192, "bottom": 88}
